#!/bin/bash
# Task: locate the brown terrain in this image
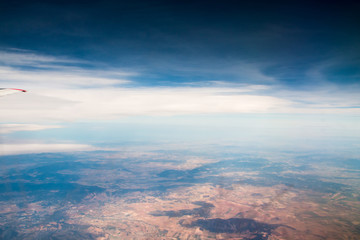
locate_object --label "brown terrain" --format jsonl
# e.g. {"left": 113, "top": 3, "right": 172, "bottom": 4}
{"left": 67, "top": 182, "right": 360, "bottom": 239}
{"left": 0, "top": 151, "right": 360, "bottom": 239}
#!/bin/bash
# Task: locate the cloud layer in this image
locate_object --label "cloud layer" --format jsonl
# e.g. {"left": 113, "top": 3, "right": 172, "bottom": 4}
{"left": 0, "top": 50, "right": 359, "bottom": 123}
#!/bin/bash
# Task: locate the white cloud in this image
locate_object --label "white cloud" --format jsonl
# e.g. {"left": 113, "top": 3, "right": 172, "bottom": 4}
{"left": 148, "top": 58, "right": 276, "bottom": 84}
{"left": 0, "top": 87, "right": 291, "bottom": 122}
{"left": 0, "top": 49, "right": 78, "bottom": 66}
{"left": 0, "top": 143, "right": 95, "bottom": 155}
{"left": 1, "top": 78, "right": 360, "bottom": 123}
{"left": 0, "top": 66, "right": 131, "bottom": 89}
{"left": 0, "top": 124, "right": 62, "bottom": 134}
{"left": 274, "top": 83, "right": 360, "bottom": 112}
{"left": 0, "top": 50, "right": 136, "bottom": 89}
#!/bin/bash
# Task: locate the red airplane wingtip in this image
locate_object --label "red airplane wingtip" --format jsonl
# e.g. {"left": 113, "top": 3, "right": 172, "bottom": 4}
{"left": 10, "top": 88, "right": 27, "bottom": 92}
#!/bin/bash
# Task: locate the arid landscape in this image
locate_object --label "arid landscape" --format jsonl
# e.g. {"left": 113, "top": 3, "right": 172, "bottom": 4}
{"left": 1, "top": 149, "right": 359, "bottom": 239}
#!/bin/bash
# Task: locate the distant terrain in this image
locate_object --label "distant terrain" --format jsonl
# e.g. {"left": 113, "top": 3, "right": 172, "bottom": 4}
{"left": 1, "top": 150, "right": 360, "bottom": 239}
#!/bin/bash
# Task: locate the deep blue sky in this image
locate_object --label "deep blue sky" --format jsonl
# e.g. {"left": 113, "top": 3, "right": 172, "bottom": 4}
{"left": 1, "top": 0, "right": 359, "bottom": 87}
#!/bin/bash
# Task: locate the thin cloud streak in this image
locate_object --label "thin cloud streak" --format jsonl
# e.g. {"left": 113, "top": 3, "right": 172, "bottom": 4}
{"left": 0, "top": 66, "right": 131, "bottom": 88}
{"left": 0, "top": 49, "right": 80, "bottom": 66}
{"left": 0, "top": 124, "right": 62, "bottom": 134}
{"left": 0, "top": 143, "right": 95, "bottom": 155}
{"left": 0, "top": 50, "right": 136, "bottom": 89}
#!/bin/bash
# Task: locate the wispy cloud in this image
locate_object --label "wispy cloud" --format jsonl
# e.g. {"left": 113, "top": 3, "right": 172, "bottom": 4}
{"left": 276, "top": 86, "right": 360, "bottom": 111}
{"left": 0, "top": 124, "right": 62, "bottom": 134}
{"left": 0, "top": 143, "right": 95, "bottom": 155}
{"left": 0, "top": 66, "right": 131, "bottom": 88}
{"left": 145, "top": 57, "right": 277, "bottom": 85}
{"left": 0, "top": 50, "right": 135, "bottom": 89}
{"left": 0, "top": 49, "right": 79, "bottom": 66}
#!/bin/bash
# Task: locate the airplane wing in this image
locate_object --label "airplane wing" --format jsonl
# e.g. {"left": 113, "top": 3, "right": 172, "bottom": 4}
{"left": 0, "top": 88, "right": 27, "bottom": 97}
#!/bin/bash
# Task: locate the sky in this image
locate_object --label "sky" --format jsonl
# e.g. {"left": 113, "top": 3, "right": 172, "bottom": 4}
{"left": 0, "top": 0, "right": 359, "bottom": 155}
